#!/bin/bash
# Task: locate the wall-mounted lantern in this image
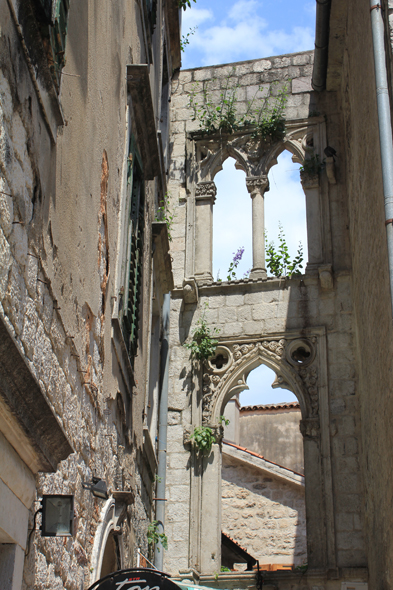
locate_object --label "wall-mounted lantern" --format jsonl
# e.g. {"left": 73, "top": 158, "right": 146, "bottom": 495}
{"left": 41, "top": 495, "right": 75, "bottom": 537}
{"left": 82, "top": 477, "right": 108, "bottom": 500}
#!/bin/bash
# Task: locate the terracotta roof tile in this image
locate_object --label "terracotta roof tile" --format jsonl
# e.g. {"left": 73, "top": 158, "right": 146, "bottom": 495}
{"left": 240, "top": 401, "right": 300, "bottom": 412}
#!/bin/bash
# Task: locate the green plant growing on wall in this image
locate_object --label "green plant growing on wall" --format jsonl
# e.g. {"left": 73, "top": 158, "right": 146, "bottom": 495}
{"left": 219, "top": 415, "right": 230, "bottom": 426}
{"left": 155, "top": 193, "right": 175, "bottom": 241}
{"left": 178, "top": 0, "right": 196, "bottom": 9}
{"left": 189, "top": 76, "right": 289, "bottom": 141}
{"left": 180, "top": 27, "right": 197, "bottom": 52}
{"left": 147, "top": 520, "right": 168, "bottom": 552}
{"left": 299, "top": 153, "right": 325, "bottom": 176}
{"left": 184, "top": 304, "right": 220, "bottom": 361}
{"left": 191, "top": 426, "right": 216, "bottom": 454}
{"left": 265, "top": 224, "right": 304, "bottom": 278}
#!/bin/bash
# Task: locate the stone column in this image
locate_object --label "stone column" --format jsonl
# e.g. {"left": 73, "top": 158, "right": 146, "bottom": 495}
{"left": 194, "top": 181, "right": 216, "bottom": 280}
{"left": 246, "top": 176, "right": 269, "bottom": 279}
{"left": 300, "top": 173, "right": 323, "bottom": 269}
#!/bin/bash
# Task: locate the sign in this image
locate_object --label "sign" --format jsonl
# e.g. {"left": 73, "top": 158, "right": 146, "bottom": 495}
{"left": 87, "top": 568, "right": 184, "bottom": 590}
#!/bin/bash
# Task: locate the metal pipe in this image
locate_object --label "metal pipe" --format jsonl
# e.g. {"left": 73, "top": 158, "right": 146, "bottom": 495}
{"left": 370, "top": 2, "right": 393, "bottom": 316}
{"left": 154, "top": 293, "right": 171, "bottom": 568}
{"left": 312, "top": 0, "right": 332, "bottom": 92}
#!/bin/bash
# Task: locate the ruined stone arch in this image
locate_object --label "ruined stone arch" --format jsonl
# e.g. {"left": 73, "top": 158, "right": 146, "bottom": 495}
{"left": 209, "top": 342, "right": 309, "bottom": 422}
{"left": 195, "top": 331, "right": 336, "bottom": 573}
{"left": 189, "top": 119, "right": 328, "bottom": 281}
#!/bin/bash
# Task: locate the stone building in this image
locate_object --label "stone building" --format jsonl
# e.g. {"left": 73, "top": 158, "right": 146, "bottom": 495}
{"left": 0, "top": 0, "right": 179, "bottom": 588}
{"left": 162, "top": 1, "right": 393, "bottom": 589}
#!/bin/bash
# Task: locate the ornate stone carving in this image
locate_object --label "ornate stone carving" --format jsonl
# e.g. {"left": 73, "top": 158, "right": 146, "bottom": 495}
{"left": 183, "top": 278, "right": 199, "bottom": 303}
{"left": 299, "top": 366, "right": 318, "bottom": 416}
{"left": 261, "top": 339, "right": 286, "bottom": 357}
{"left": 300, "top": 418, "right": 320, "bottom": 439}
{"left": 199, "top": 336, "right": 321, "bottom": 425}
{"left": 195, "top": 181, "right": 217, "bottom": 201}
{"left": 246, "top": 176, "right": 270, "bottom": 196}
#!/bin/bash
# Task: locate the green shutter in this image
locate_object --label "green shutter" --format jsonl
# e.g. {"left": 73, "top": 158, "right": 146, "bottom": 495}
{"left": 121, "top": 141, "right": 145, "bottom": 364}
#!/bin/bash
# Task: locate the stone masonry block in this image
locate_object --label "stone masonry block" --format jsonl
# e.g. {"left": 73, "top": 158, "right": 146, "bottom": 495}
{"left": 168, "top": 452, "right": 190, "bottom": 470}
{"left": 226, "top": 294, "right": 244, "bottom": 307}
{"left": 0, "top": 178, "right": 13, "bottom": 238}
{"left": 166, "top": 500, "right": 189, "bottom": 523}
{"left": 218, "top": 306, "right": 238, "bottom": 323}
{"left": 0, "top": 227, "right": 11, "bottom": 300}
{"left": 194, "top": 68, "right": 212, "bottom": 81}
{"left": 252, "top": 59, "right": 272, "bottom": 72}
{"left": 292, "top": 54, "right": 311, "bottom": 65}
{"left": 179, "top": 71, "right": 192, "bottom": 84}
{"left": 292, "top": 77, "right": 313, "bottom": 94}
{"left": 240, "top": 73, "right": 262, "bottom": 87}
{"left": 246, "top": 84, "right": 269, "bottom": 101}
{"left": 272, "top": 57, "right": 292, "bottom": 68}
{"left": 335, "top": 512, "right": 354, "bottom": 532}
{"left": 168, "top": 485, "right": 190, "bottom": 503}
{"left": 243, "top": 320, "right": 264, "bottom": 335}
{"left": 3, "top": 261, "right": 27, "bottom": 335}
{"left": 237, "top": 306, "right": 252, "bottom": 321}
{"left": 252, "top": 303, "right": 277, "bottom": 321}
{"left": 222, "top": 321, "right": 243, "bottom": 336}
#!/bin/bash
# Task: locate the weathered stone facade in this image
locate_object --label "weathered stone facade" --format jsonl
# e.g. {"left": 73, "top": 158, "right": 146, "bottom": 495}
{"left": 222, "top": 448, "right": 306, "bottom": 567}
{"left": 164, "top": 49, "right": 367, "bottom": 589}
{"left": 0, "top": 0, "right": 178, "bottom": 588}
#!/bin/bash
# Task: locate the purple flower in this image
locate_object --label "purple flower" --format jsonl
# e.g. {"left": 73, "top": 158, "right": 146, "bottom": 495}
{"left": 232, "top": 247, "right": 245, "bottom": 266}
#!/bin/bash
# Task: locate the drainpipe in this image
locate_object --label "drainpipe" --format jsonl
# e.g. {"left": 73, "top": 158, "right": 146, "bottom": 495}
{"left": 154, "top": 293, "right": 170, "bottom": 568}
{"left": 370, "top": 2, "right": 393, "bottom": 316}
{"left": 312, "top": 0, "right": 331, "bottom": 92}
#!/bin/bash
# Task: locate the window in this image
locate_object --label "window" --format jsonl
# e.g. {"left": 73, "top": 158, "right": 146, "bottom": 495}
{"left": 120, "top": 136, "right": 145, "bottom": 363}
{"left": 36, "top": 0, "right": 70, "bottom": 91}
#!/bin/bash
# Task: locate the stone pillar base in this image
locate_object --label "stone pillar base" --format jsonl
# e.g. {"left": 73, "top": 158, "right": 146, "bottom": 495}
{"left": 249, "top": 268, "right": 267, "bottom": 280}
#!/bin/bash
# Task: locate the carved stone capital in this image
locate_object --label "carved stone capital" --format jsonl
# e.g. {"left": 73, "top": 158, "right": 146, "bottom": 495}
{"left": 195, "top": 181, "right": 217, "bottom": 202}
{"left": 300, "top": 418, "right": 320, "bottom": 439}
{"left": 300, "top": 171, "right": 319, "bottom": 190}
{"left": 246, "top": 175, "right": 270, "bottom": 196}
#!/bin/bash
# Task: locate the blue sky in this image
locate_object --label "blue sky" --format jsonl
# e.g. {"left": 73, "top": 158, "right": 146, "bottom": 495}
{"left": 180, "top": 0, "right": 315, "bottom": 406}
{"left": 181, "top": 0, "right": 315, "bottom": 69}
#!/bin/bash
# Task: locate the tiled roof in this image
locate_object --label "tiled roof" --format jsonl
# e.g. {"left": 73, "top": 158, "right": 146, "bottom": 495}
{"left": 222, "top": 532, "right": 252, "bottom": 556}
{"left": 223, "top": 440, "right": 304, "bottom": 478}
{"left": 240, "top": 401, "right": 300, "bottom": 412}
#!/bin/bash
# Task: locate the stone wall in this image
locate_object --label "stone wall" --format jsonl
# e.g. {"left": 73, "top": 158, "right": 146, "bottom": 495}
{"left": 164, "top": 48, "right": 367, "bottom": 584}
{"left": 326, "top": 0, "right": 393, "bottom": 587}
{"left": 222, "top": 453, "right": 306, "bottom": 567}
{"left": 0, "top": 0, "right": 177, "bottom": 587}
{"left": 239, "top": 407, "right": 304, "bottom": 474}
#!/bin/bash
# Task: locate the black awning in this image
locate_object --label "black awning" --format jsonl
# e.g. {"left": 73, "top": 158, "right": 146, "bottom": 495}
{"left": 87, "top": 568, "right": 184, "bottom": 590}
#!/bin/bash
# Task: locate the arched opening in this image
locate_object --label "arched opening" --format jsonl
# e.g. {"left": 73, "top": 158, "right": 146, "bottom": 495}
{"left": 99, "top": 532, "right": 121, "bottom": 578}
{"left": 213, "top": 157, "right": 252, "bottom": 281}
{"left": 221, "top": 362, "right": 306, "bottom": 572}
{"left": 265, "top": 150, "right": 308, "bottom": 274}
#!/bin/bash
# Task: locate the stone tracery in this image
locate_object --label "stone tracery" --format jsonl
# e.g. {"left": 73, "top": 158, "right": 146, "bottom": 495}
{"left": 201, "top": 336, "right": 319, "bottom": 427}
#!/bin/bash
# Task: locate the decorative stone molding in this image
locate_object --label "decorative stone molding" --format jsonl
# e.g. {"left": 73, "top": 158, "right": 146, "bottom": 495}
{"left": 245, "top": 175, "right": 270, "bottom": 196}
{"left": 200, "top": 337, "right": 320, "bottom": 425}
{"left": 183, "top": 278, "right": 199, "bottom": 304}
{"left": 325, "top": 156, "right": 336, "bottom": 184}
{"left": 299, "top": 366, "right": 318, "bottom": 416}
{"left": 299, "top": 418, "right": 320, "bottom": 439}
{"left": 195, "top": 181, "right": 217, "bottom": 201}
{"left": 300, "top": 171, "right": 319, "bottom": 190}
{"left": 319, "top": 264, "right": 333, "bottom": 290}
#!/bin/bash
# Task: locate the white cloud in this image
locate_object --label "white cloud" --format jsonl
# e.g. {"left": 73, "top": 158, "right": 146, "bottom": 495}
{"left": 182, "top": 0, "right": 314, "bottom": 68}
{"left": 182, "top": 7, "right": 214, "bottom": 31}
